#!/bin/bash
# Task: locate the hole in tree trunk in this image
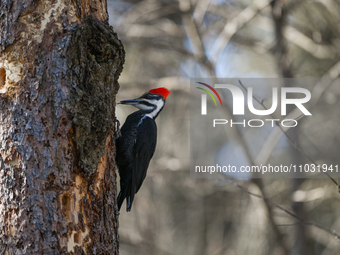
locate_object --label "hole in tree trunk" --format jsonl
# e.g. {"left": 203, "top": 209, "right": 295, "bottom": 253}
{"left": 62, "top": 194, "right": 71, "bottom": 211}
{"left": 74, "top": 232, "right": 80, "bottom": 243}
{"left": 0, "top": 67, "right": 6, "bottom": 88}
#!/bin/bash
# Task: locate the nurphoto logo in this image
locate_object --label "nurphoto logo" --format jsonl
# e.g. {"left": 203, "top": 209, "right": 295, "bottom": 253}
{"left": 196, "top": 81, "right": 312, "bottom": 128}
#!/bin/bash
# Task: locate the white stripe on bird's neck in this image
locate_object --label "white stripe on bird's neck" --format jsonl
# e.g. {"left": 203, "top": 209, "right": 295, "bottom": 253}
{"left": 145, "top": 99, "right": 164, "bottom": 119}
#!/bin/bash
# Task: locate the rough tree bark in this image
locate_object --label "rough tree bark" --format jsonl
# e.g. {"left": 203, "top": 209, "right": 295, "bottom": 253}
{"left": 0, "top": 0, "right": 124, "bottom": 254}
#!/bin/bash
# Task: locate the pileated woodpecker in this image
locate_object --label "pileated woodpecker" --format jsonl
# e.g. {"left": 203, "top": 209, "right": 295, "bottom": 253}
{"left": 116, "top": 87, "right": 171, "bottom": 212}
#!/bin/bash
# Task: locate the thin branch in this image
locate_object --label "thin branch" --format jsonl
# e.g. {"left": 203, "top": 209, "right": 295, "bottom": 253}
{"left": 311, "top": 62, "right": 340, "bottom": 106}
{"left": 210, "top": 0, "right": 272, "bottom": 65}
{"left": 223, "top": 175, "right": 340, "bottom": 240}
{"left": 122, "top": 39, "right": 192, "bottom": 56}
{"left": 284, "top": 26, "right": 335, "bottom": 59}
{"left": 255, "top": 15, "right": 337, "bottom": 60}
{"left": 239, "top": 80, "right": 339, "bottom": 189}
{"left": 180, "top": 3, "right": 292, "bottom": 253}
{"left": 193, "top": 0, "right": 210, "bottom": 26}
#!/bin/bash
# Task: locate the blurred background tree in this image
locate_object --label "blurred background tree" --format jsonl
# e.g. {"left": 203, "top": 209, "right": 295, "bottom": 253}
{"left": 109, "top": 0, "right": 340, "bottom": 254}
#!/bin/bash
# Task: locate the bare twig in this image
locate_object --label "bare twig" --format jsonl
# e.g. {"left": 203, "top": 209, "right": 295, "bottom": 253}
{"left": 238, "top": 80, "right": 339, "bottom": 189}
{"left": 180, "top": 1, "right": 291, "bottom": 252}
{"left": 223, "top": 175, "right": 340, "bottom": 240}
{"left": 193, "top": 0, "right": 210, "bottom": 26}
{"left": 209, "top": 0, "right": 272, "bottom": 65}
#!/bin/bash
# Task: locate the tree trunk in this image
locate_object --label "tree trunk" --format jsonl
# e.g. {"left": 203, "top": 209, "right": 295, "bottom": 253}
{"left": 0, "top": 1, "right": 124, "bottom": 254}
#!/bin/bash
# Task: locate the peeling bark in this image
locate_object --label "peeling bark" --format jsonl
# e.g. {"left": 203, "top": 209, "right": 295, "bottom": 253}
{"left": 0, "top": 0, "right": 124, "bottom": 254}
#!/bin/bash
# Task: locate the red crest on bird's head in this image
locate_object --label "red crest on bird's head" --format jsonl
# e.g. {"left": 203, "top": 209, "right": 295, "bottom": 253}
{"left": 149, "top": 87, "right": 171, "bottom": 99}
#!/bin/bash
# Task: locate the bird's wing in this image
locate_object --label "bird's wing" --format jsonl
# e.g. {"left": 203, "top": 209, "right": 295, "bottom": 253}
{"left": 132, "top": 118, "right": 157, "bottom": 196}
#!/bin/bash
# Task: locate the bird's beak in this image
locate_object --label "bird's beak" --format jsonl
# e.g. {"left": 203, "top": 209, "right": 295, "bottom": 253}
{"left": 120, "top": 98, "right": 143, "bottom": 105}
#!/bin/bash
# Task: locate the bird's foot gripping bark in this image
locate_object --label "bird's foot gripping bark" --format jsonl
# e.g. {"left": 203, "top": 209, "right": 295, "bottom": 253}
{"left": 114, "top": 119, "right": 121, "bottom": 139}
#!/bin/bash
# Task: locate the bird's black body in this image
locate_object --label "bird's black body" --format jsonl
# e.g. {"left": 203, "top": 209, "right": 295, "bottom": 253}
{"left": 115, "top": 87, "right": 170, "bottom": 212}
{"left": 116, "top": 112, "right": 157, "bottom": 211}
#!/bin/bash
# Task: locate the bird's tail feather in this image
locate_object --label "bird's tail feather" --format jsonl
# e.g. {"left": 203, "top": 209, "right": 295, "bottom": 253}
{"left": 118, "top": 183, "right": 129, "bottom": 211}
{"left": 118, "top": 183, "right": 135, "bottom": 212}
{"left": 117, "top": 190, "right": 125, "bottom": 211}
